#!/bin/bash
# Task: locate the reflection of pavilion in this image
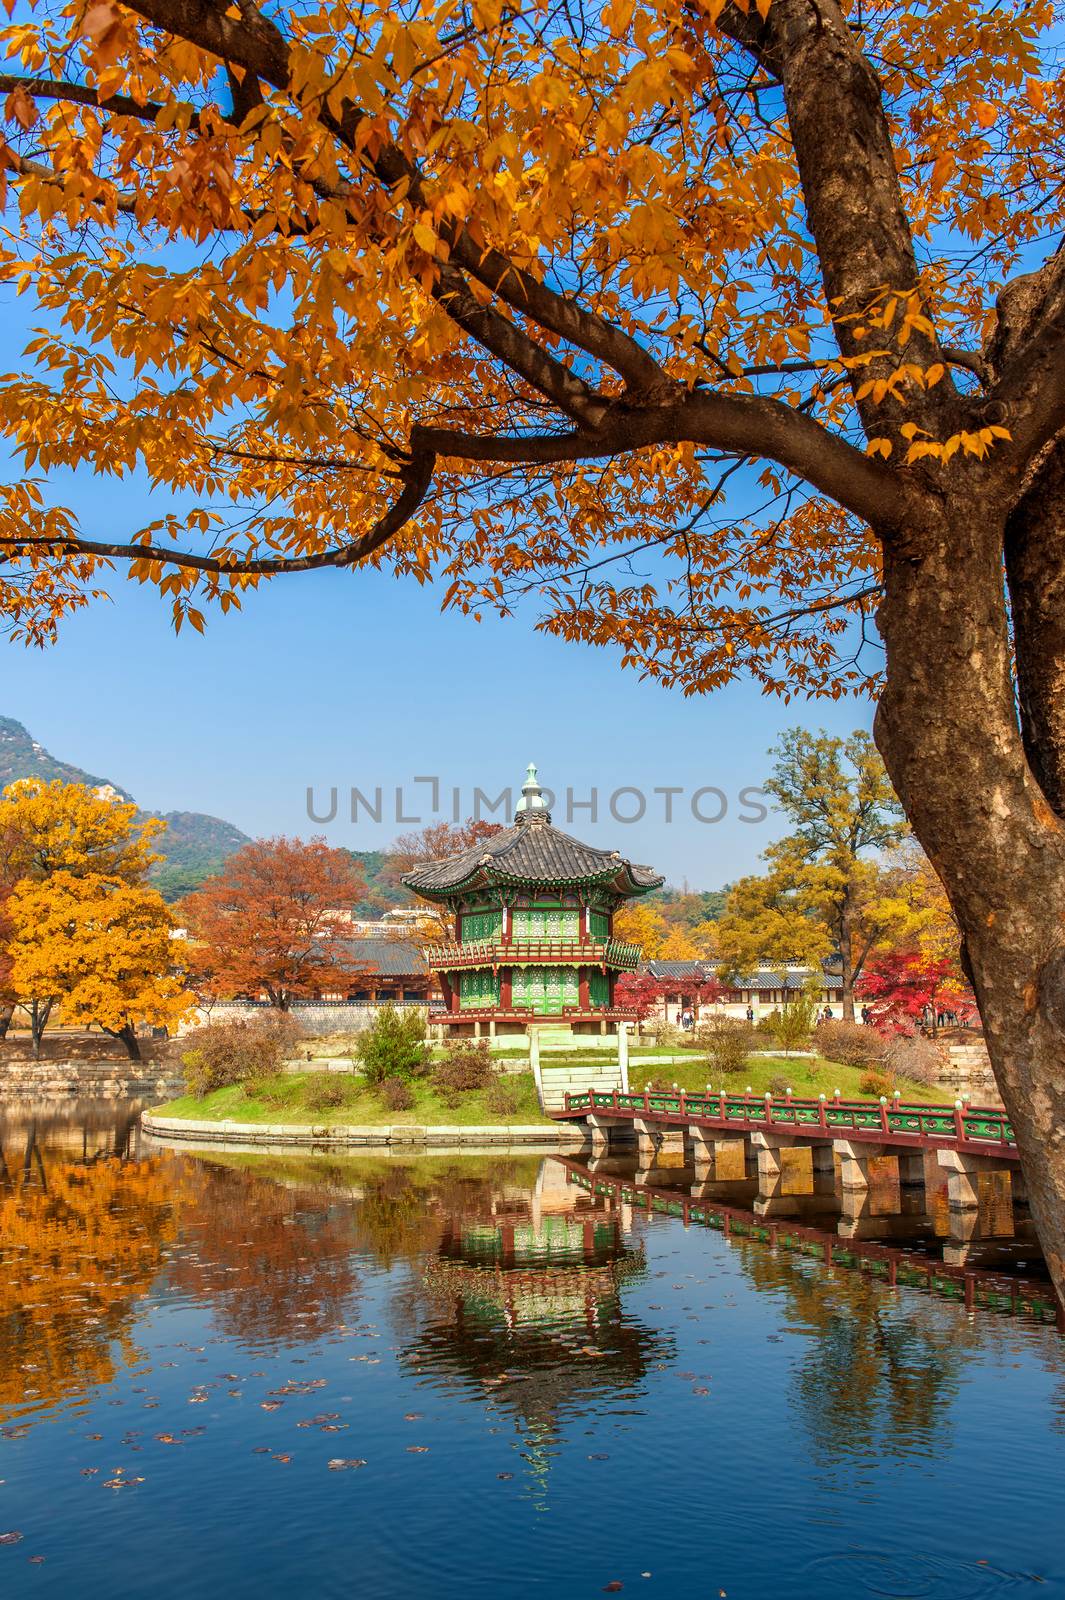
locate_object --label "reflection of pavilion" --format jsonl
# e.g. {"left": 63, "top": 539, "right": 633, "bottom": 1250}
{"left": 404, "top": 1160, "right": 672, "bottom": 1495}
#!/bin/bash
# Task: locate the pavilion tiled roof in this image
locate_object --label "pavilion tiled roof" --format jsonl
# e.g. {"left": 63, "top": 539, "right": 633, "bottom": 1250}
{"left": 401, "top": 813, "right": 663, "bottom": 901}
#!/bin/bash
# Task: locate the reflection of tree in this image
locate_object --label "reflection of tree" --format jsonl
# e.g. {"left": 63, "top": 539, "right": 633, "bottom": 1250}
{"left": 734, "top": 1242, "right": 980, "bottom": 1468}
{"left": 0, "top": 1122, "right": 176, "bottom": 1421}
{"left": 165, "top": 1161, "right": 361, "bottom": 1347}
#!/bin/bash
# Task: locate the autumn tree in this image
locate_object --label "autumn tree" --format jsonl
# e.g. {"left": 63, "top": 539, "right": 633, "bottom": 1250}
{"left": 857, "top": 950, "right": 976, "bottom": 1035}
{"left": 383, "top": 817, "right": 504, "bottom": 936}
{"left": 6, "top": 872, "right": 191, "bottom": 1059}
{"left": 0, "top": 779, "right": 163, "bottom": 883}
{"left": 181, "top": 836, "right": 367, "bottom": 1009}
{"left": 614, "top": 970, "right": 665, "bottom": 1030}
{"left": 720, "top": 731, "right": 905, "bottom": 1020}
{"left": 859, "top": 841, "right": 977, "bottom": 1031}
{"left": 0, "top": 779, "right": 167, "bottom": 1051}
{"left": 613, "top": 902, "right": 668, "bottom": 958}
{"left": 3, "top": 1, "right": 1065, "bottom": 1281}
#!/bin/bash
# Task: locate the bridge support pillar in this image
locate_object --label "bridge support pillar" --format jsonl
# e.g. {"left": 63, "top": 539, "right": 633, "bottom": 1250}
{"left": 587, "top": 1114, "right": 626, "bottom": 1159}
{"left": 937, "top": 1150, "right": 1018, "bottom": 1264}
{"left": 690, "top": 1130, "right": 752, "bottom": 1184}
{"left": 633, "top": 1117, "right": 689, "bottom": 1185}
{"left": 835, "top": 1140, "right": 901, "bottom": 1239}
{"left": 750, "top": 1132, "right": 836, "bottom": 1218}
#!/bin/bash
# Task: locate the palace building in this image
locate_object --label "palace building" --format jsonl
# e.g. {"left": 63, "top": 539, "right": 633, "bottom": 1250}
{"left": 402, "top": 764, "right": 664, "bottom": 1037}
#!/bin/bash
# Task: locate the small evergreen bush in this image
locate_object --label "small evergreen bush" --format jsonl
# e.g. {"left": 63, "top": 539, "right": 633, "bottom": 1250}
{"left": 356, "top": 1004, "right": 429, "bottom": 1084}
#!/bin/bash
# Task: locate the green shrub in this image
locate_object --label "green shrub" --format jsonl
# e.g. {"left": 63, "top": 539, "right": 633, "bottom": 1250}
{"left": 182, "top": 1014, "right": 303, "bottom": 1098}
{"left": 380, "top": 1076, "right": 414, "bottom": 1111}
{"left": 356, "top": 1004, "right": 429, "bottom": 1085}
{"left": 431, "top": 1038, "right": 494, "bottom": 1105}
{"left": 304, "top": 1073, "right": 348, "bottom": 1111}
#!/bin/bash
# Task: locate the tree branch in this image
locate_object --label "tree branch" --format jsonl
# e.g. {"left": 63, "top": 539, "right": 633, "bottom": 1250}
{"left": 120, "top": 0, "right": 667, "bottom": 395}
{"left": 413, "top": 389, "right": 908, "bottom": 531}
{"left": 0, "top": 450, "right": 435, "bottom": 577}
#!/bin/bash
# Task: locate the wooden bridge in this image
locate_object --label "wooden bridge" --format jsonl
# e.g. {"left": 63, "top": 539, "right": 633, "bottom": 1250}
{"left": 553, "top": 1087, "right": 1017, "bottom": 1159}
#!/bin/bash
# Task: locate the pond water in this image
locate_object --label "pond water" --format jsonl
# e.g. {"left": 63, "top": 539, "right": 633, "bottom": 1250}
{"left": 1, "top": 1104, "right": 1064, "bottom": 1599}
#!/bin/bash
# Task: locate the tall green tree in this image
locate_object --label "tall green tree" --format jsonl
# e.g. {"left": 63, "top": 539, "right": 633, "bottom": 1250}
{"left": 720, "top": 731, "right": 907, "bottom": 1020}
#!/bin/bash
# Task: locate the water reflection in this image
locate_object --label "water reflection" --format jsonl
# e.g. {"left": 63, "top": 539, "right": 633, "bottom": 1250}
{"left": 0, "top": 1105, "right": 1062, "bottom": 1600}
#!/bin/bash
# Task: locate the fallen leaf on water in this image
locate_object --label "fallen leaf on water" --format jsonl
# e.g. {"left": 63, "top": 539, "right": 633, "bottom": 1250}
{"left": 604, "top": 1583, "right": 623, "bottom": 1593}
{"left": 260, "top": 1402, "right": 283, "bottom": 1412}
{"left": 28, "top": 1555, "right": 45, "bottom": 1564}
{"left": 0, "top": 1532, "right": 23, "bottom": 1546}
{"left": 403, "top": 1413, "right": 422, "bottom": 1421}
{"left": 80, "top": 1468, "right": 99, "bottom": 1477}
{"left": 497, "top": 1472, "right": 513, "bottom": 1480}
{"left": 272, "top": 1454, "right": 291, "bottom": 1464}
{"left": 587, "top": 1453, "right": 610, "bottom": 1461}
{"left": 406, "top": 1446, "right": 429, "bottom": 1454}
{"left": 154, "top": 1435, "right": 181, "bottom": 1445}
{"left": 327, "top": 1458, "right": 366, "bottom": 1471}
{"left": 103, "top": 1477, "right": 144, "bottom": 1490}
{"left": 251, "top": 1447, "right": 271, "bottom": 1455}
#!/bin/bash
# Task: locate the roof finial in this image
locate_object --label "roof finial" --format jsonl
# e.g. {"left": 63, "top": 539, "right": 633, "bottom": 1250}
{"left": 515, "top": 761, "right": 550, "bottom": 823}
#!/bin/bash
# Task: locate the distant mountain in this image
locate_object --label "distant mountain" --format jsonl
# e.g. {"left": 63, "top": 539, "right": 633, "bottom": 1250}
{"left": 0, "top": 715, "right": 133, "bottom": 798}
{"left": 0, "top": 716, "right": 250, "bottom": 900}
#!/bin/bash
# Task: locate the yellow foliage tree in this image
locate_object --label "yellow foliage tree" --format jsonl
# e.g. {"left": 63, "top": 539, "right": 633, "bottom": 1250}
{"left": 0, "top": 779, "right": 168, "bottom": 1053}
{"left": 613, "top": 902, "right": 668, "bottom": 959}
{"left": 657, "top": 925, "right": 701, "bottom": 960}
{"left": 0, "top": 779, "right": 163, "bottom": 884}
{"left": 7, "top": 872, "right": 191, "bottom": 1059}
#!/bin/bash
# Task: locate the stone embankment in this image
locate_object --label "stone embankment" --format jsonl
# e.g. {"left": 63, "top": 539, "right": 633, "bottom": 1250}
{"left": 142, "top": 1112, "right": 590, "bottom": 1151}
{"left": 0, "top": 1059, "right": 184, "bottom": 1101}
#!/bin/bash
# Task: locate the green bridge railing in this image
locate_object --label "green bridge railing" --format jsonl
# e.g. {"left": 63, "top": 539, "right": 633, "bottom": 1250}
{"left": 561, "top": 1088, "right": 1015, "bottom": 1150}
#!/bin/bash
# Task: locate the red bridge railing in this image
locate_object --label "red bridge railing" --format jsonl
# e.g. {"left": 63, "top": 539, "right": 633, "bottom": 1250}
{"left": 557, "top": 1087, "right": 1016, "bottom": 1155}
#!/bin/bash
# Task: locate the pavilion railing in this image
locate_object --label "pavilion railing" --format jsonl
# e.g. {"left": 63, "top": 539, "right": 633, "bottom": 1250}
{"left": 424, "top": 938, "right": 641, "bottom": 971}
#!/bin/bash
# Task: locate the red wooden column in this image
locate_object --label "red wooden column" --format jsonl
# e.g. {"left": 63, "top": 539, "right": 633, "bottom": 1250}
{"left": 578, "top": 967, "right": 590, "bottom": 1011}
{"left": 439, "top": 972, "right": 454, "bottom": 1011}
{"left": 500, "top": 967, "right": 513, "bottom": 1010}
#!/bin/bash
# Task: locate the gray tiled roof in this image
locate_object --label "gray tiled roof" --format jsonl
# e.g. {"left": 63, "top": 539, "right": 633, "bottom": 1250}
{"left": 339, "top": 937, "right": 428, "bottom": 977}
{"left": 645, "top": 959, "right": 835, "bottom": 990}
{"left": 402, "top": 814, "right": 663, "bottom": 900}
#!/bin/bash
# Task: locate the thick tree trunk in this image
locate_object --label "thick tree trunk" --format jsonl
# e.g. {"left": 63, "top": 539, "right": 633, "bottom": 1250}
{"left": 106, "top": 1024, "right": 142, "bottom": 1063}
{"left": 1005, "top": 438, "right": 1065, "bottom": 815}
{"left": 0, "top": 1004, "right": 12, "bottom": 1041}
{"left": 838, "top": 891, "right": 856, "bottom": 1022}
{"left": 875, "top": 493, "right": 1065, "bottom": 1301}
{"left": 30, "top": 999, "right": 52, "bottom": 1060}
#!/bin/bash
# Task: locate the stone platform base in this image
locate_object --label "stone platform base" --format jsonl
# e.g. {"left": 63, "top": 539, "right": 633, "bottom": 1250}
{"left": 143, "top": 1113, "right": 591, "bottom": 1151}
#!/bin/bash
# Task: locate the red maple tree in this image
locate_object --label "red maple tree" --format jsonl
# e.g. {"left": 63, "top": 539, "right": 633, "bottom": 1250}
{"left": 614, "top": 971, "right": 666, "bottom": 1024}
{"left": 181, "top": 837, "right": 367, "bottom": 1010}
{"left": 857, "top": 951, "right": 976, "bottom": 1035}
